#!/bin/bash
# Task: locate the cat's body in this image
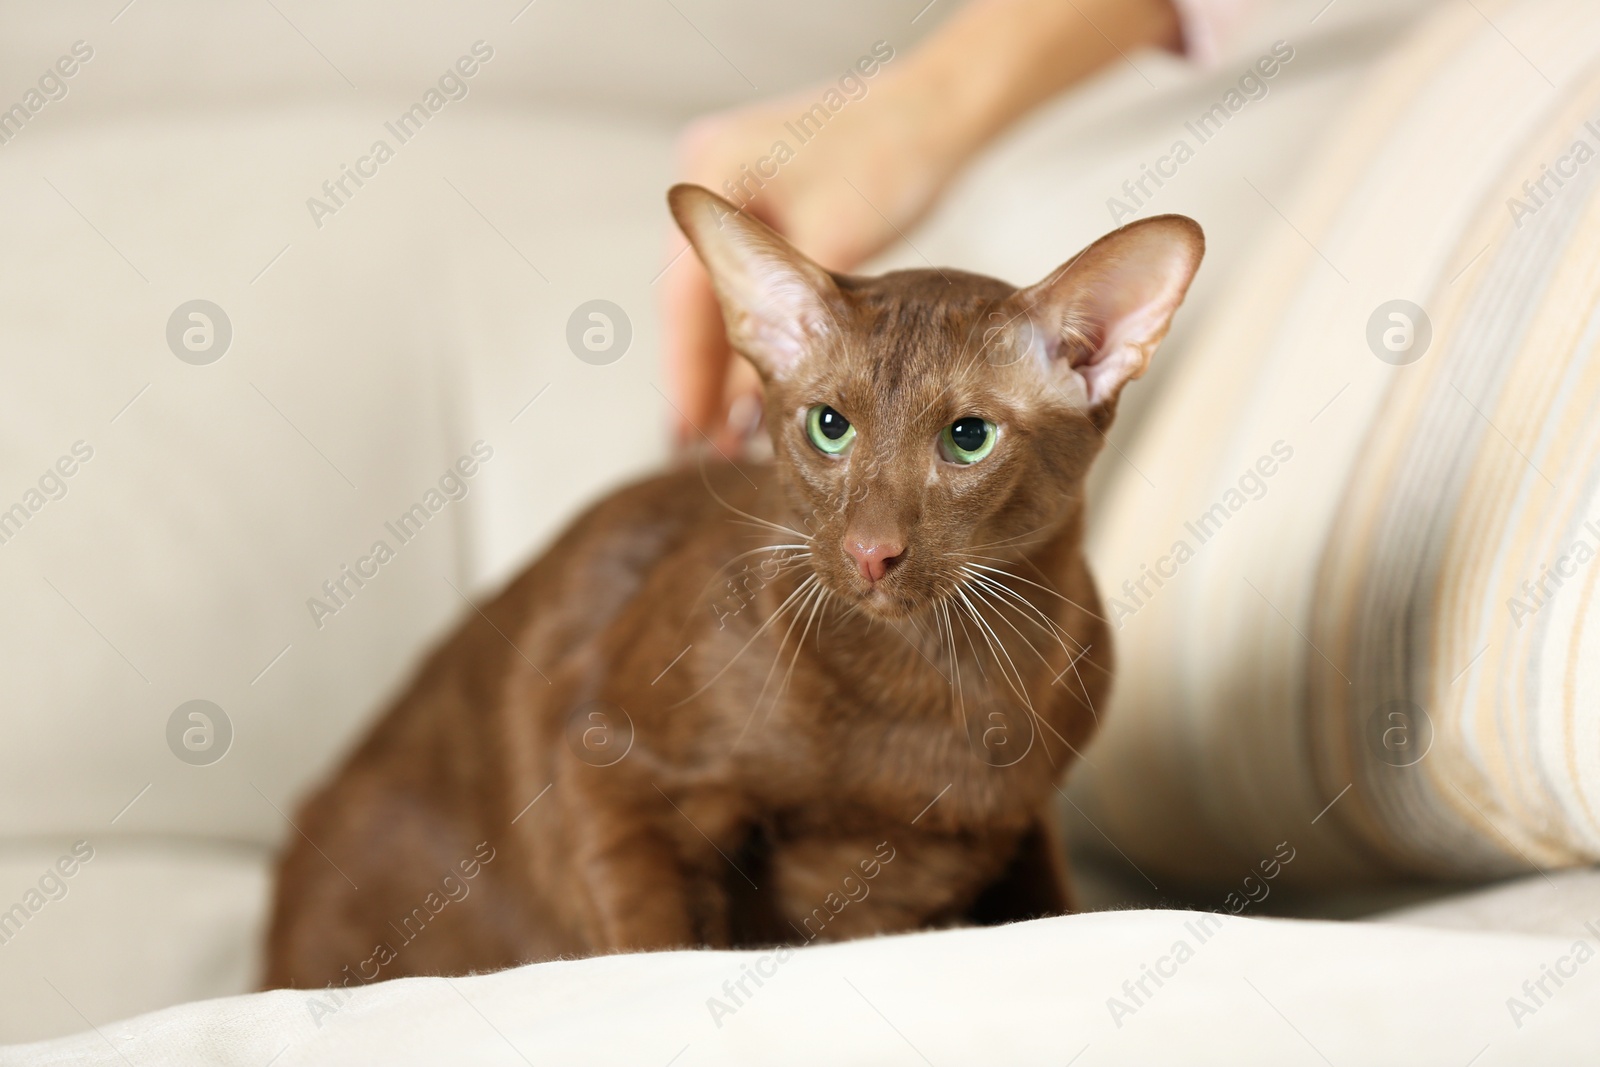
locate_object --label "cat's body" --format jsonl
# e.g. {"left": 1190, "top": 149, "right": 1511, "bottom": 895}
{"left": 265, "top": 188, "right": 1202, "bottom": 989}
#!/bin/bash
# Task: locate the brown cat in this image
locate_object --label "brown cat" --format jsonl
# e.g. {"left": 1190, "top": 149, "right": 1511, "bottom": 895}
{"left": 263, "top": 185, "right": 1203, "bottom": 990}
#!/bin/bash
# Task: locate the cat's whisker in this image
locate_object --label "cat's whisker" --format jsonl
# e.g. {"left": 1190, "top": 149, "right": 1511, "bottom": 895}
{"left": 961, "top": 524, "right": 1055, "bottom": 554}
{"left": 962, "top": 566, "right": 1107, "bottom": 745}
{"left": 727, "top": 517, "right": 812, "bottom": 543}
{"left": 903, "top": 610, "right": 936, "bottom": 645}
{"left": 675, "top": 573, "right": 819, "bottom": 709}
{"left": 950, "top": 603, "right": 970, "bottom": 725}
{"left": 963, "top": 573, "right": 1065, "bottom": 669}
{"left": 949, "top": 596, "right": 988, "bottom": 690}
{"left": 728, "top": 518, "right": 814, "bottom": 543}
{"left": 958, "top": 560, "right": 1109, "bottom": 626}
{"left": 952, "top": 585, "right": 1033, "bottom": 714}
{"left": 953, "top": 553, "right": 1029, "bottom": 567}
{"left": 726, "top": 523, "right": 810, "bottom": 542}
{"left": 716, "top": 544, "right": 811, "bottom": 570}
{"left": 695, "top": 459, "right": 812, "bottom": 543}
{"left": 960, "top": 567, "right": 1084, "bottom": 655}
{"left": 688, "top": 545, "right": 813, "bottom": 625}
{"left": 777, "top": 582, "right": 830, "bottom": 717}
{"left": 962, "top": 569, "right": 1105, "bottom": 709}
{"left": 962, "top": 584, "right": 1088, "bottom": 754}
{"left": 957, "top": 539, "right": 1045, "bottom": 558}
{"left": 815, "top": 587, "right": 834, "bottom": 651}
{"left": 938, "top": 599, "right": 967, "bottom": 730}
{"left": 731, "top": 580, "right": 825, "bottom": 752}
{"left": 779, "top": 598, "right": 823, "bottom": 694}
{"left": 966, "top": 575, "right": 1081, "bottom": 767}
{"left": 1056, "top": 647, "right": 1101, "bottom": 727}
{"left": 960, "top": 581, "right": 1054, "bottom": 716}
{"left": 947, "top": 556, "right": 1049, "bottom": 572}
{"left": 750, "top": 579, "right": 826, "bottom": 727}
{"left": 952, "top": 587, "right": 1042, "bottom": 750}
{"left": 962, "top": 580, "right": 1083, "bottom": 770}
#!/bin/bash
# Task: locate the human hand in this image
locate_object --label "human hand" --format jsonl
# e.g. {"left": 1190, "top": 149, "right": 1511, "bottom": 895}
{"left": 659, "top": 0, "right": 1182, "bottom": 455}
{"left": 661, "top": 69, "right": 962, "bottom": 454}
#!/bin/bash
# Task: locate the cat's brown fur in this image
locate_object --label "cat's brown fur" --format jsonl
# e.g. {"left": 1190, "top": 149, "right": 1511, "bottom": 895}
{"left": 263, "top": 186, "right": 1202, "bottom": 989}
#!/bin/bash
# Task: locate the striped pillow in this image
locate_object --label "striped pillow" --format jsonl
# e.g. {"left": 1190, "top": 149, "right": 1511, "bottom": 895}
{"left": 1071, "top": 0, "right": 1600, "bottom": 885}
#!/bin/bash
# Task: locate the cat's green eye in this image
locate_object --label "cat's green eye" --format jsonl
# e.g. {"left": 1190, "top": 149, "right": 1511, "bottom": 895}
{"left": 940, "top": 417, "right": 997, "bottom": 464}
{"left": 806, "top": 405, "right": 856, "bottom": 455}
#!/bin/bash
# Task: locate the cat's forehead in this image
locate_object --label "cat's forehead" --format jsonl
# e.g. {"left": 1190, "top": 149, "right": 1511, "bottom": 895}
{"left": 833, "top": 269, "right": 1020, "bottom": 393}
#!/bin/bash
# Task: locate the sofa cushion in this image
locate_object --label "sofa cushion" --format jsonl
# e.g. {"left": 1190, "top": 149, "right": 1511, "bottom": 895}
{"left": 1071, "top": 0, "right": 1600, "bottom": 884}
{"left": 0, "top": 840, "right": 267, "bottom": 1046}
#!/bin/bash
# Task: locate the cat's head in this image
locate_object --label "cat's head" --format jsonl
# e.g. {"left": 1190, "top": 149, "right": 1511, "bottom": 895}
{"left": 670, "top": 184, "right": 1203, "bottom": 620}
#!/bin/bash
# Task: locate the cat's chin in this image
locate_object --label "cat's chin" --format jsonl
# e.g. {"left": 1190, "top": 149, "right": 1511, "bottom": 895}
{"left": 854, "top": 585, "right": 920, "bottom": 620}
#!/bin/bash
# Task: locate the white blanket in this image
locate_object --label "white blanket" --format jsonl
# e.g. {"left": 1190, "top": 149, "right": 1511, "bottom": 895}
{"left": 6, "top": 909, "right": 1594, "bottom": 1066}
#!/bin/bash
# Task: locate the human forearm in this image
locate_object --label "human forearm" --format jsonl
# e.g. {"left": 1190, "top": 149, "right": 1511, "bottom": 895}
{"left": 887, "top": 0, "right": 1182, "bottom": 169}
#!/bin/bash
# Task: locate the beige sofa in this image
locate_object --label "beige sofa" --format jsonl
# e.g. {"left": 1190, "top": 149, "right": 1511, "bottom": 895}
{"left": 3, "top": 1, "right": 1595, "bottom": 1062}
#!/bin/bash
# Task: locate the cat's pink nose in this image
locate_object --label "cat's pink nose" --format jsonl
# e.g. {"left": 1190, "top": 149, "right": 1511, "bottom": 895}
{"left": 846, "top": 540, "right": 903, "bottom": 583}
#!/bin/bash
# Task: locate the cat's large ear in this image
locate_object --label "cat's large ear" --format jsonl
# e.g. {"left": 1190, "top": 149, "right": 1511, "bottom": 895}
{"left": 668, "top": 183, "right": 842, "bottom": 381}
{"left": 1010, "top": 214, "right": 1204, "bottom": 412}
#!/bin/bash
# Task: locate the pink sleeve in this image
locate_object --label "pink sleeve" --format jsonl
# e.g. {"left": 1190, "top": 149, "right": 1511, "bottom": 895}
{"left": 1167, "top": 0, "right": 1258, "bottom": 66}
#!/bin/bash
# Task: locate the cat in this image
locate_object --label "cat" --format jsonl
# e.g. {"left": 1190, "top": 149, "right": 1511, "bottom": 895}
{"left": 263, "top": 184, "right": 1203, "bottom": 989}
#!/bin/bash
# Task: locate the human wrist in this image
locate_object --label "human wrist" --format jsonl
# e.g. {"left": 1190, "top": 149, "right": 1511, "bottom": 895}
{"left": 875, "top": 49, "right": 994, "bottom": 180}
{"left": 884, "top": 0, "right": 1182, "bottom": 167}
